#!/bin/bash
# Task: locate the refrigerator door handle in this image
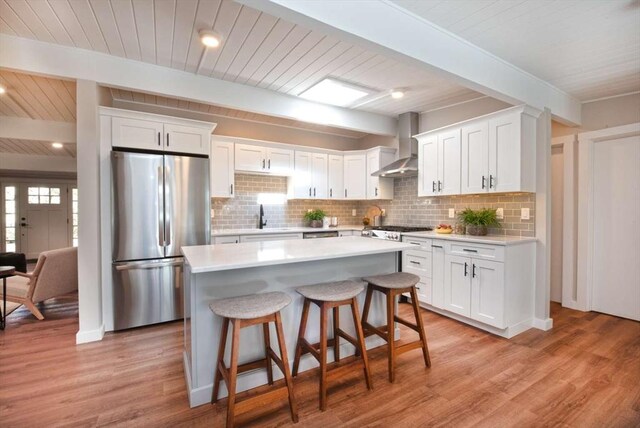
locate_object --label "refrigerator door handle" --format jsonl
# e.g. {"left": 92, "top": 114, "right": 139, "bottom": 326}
{"left": 115, "top": 260, "right": 183, "bottom": 271}
{"left": 158, "top": 166, "right": 165, "bottom": 247}
{"left": 164, "top": 165, "right": 171, "bottom": 247}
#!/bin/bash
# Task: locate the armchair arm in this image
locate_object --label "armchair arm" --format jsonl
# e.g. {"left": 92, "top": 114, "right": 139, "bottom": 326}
{"left": 14, "top": 271, "right": 34, "bottom": 279}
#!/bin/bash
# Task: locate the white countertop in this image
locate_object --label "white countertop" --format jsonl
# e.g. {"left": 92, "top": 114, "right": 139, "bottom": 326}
{"left": 212, "top": 225, "right": 364, "bottom": 237}
{"left": 401, "top": 231, "right": 536, "bottom": 246}
{"left": 182, "top": 236, "right": 413, "bottom": 273}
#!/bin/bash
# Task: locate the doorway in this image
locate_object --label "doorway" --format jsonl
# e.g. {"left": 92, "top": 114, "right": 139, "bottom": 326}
{"left": 550, "top": 146, "right": 564, "bottom": 303}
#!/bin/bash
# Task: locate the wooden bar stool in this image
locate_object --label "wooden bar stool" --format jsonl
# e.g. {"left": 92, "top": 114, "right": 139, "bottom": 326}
{"left": 292, "top": 280, "right": 373, "bottom": 411}
{"left": 210, "top": 291, "right": 298, "bottom": 427}
{"left": 361, "top": 272, "right": 431, "bottom": 383}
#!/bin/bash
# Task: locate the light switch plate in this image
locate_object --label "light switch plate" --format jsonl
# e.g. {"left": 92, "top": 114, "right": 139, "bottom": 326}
{"left": 496, "top": 208, "right": 504, "bottom": 219}
{"left": 521, "top": 208, "right": 530, "bottom": 220}
{"left": 308, "top": 209, "right": 312, "bottom": 213}
{"left": 352, "top": 209, "right": 356, "bottom": 216}
{"left": 448, "top": 208, "right": 455, "bottom": 218}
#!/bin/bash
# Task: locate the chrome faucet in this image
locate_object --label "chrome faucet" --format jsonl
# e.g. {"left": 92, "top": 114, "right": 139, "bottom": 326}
{"left": 259, "top": 204, "right": 267, "bottom": 229}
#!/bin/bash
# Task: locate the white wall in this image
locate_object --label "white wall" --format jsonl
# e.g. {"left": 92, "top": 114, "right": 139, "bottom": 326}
{"left": 419, "top": 97, "right": 513, "bottom": 132}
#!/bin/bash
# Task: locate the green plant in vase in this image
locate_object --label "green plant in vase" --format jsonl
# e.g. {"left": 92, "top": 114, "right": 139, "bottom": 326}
{"left": 457, "top": 208, "right": 501, "bottom": 236}
{"left": 304, "top": 209, "right": 326, "bottom": 228}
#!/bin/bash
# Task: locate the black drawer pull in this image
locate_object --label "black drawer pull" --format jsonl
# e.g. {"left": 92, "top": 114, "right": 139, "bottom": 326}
{"left": 409, "top": 260, "right": 420, "bottom": 265}
{"left": 463, "top": 249, "right": 478, "bottom": 253}
{"left": 431, "top": 245, "right": 443, "bottom": 249}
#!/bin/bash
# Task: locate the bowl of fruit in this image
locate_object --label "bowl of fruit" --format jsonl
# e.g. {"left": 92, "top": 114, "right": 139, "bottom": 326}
{"left": 436, "top": 224, "right": 453, "bottom": 234}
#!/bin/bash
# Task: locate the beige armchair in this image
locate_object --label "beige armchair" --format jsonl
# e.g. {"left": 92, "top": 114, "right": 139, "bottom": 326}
{"left": 1, "top": 247, "right": 78, "bottom": 320}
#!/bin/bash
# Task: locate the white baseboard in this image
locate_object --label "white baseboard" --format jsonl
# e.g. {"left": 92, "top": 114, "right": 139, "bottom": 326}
{"left": 76, "top": 324, "right": 105, "bottom": 344}
{"left": 532, "top": 317, "right": 553, "bottom": 331}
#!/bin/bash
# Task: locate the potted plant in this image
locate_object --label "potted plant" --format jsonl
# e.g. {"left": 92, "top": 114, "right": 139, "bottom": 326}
{"left": 457, "top": 208, "right": 501, "bottom": 236}
{"left": 304, "top": 209, "right": 326, "bottom": 228}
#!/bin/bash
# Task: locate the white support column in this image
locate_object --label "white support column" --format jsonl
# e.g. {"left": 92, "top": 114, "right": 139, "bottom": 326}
{"left": 75, "top": 80, "right": 104, "bottom": 344}
{"left": 533, "top": 108, "right": 553, "bottom": 330}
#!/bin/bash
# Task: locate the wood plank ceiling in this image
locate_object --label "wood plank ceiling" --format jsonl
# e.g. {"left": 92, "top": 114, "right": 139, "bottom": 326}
{"left": 391, "top": 0, "right": 640, "bottom": 101}
{"left": 0, "top": 0, "right": 482, "bottom": 117}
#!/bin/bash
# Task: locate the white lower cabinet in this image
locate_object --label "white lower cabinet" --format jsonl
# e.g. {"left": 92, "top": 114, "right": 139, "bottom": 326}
{"left": 239, "top": 233, "right": 303, "bottom": 243}
{"left": 213, "top": 236, "right": 240, "bottom": 244}
{"left": 404, "top": 236, "right": 534, "bottom": 338}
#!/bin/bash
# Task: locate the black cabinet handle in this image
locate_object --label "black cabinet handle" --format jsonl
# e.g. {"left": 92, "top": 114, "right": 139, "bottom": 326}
{"left": 157, "top": 132, "right": 161, "bottom": 146}
{"left": 472, "top": 264, "right": 477, "bottom": 278}
{"left": 330, "top": 188, "right": 332, "bottom": 197}
{"left": 431, "top": 244, "right": 443, "bottom": 248}
{"left": 490, "top": 175, "right": 494, "bottom": 188}
{"left": 464, "top": 262, "right": 468, "bottom": 277}
{"left": 482, "top": 175, "right": 486, "bottom": 189}
{"left": 313, "top": 187, "right": 316, "bottom": 197}
{"left": 463, "top": 248, "right": 478, "bottom": 253}
{"left": 409, "top": 260, "right": 420, "bottom": 265}
{"left": 230, "top": 184, "right": 233, "bottom": 195}
{"left": 375, "top": 187, "right": 378, "bottom": 197}
{"left": 268, "top": 159, "right": 271, "bottom": 169}
{"left": 309, "top": 187, "right": 312, "bottom": 197}
{"left": 345, "top": 189, "right": 347, "bottom": 198}
{"left": 432, "top": 181, "right": 436, "bottom": 192}
{"left": 167, "top": 133, "right": 169, "bottom": 146}
{"left": 262, "top": 159, "right": 265, "bottom": 169}
{"left": 438, "top": 180, "right": 442, "bottom": 192}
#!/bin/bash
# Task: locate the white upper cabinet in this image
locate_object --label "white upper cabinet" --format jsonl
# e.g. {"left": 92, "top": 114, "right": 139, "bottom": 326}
{"left": 106, "top": 109, "right": 215, "bottom": 155}
{"left": 291, "top": 151, "right": 328, "bottom": 199}
{"left": 234, "top": 143, "right": 293, "bottom": 176}
{"left": 311, "top": 153, "right": 328, "bottom": 199}
{"left": 344, "top": 153, "right": 367, "bottom": 199}
{"left": 327, "top": 154, "right": 344, "bottom": 199}
{"left": 210, "top": 140, "right": 235, "bottom": 198}
{"left": 366, "top": 148, "right": 395, "bottom": 200}
{"left": 417, "top": 129, "right": 461, "bottom": 196}
{"left": 418, "top": 105, "right": 540, "bottom": 197}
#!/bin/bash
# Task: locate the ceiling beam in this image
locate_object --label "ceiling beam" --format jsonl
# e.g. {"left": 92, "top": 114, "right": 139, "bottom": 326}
{"left": 239, "top": 0, "right": 582, "bottom": 125}
{"left": 0, "top": 116, "right": 76, "bottom": 142}
{"left": 0, "top": 34, "right": 396, "bottom": 136}
{"left": 0, "top": 152, "right": 76, "bottom": 173}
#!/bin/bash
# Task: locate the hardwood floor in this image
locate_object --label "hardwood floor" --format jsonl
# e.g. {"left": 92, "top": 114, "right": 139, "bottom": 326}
{"left": 1, "top": 297, "right": 638, "bottom": 427}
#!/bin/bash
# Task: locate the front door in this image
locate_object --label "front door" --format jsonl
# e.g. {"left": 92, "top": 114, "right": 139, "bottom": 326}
{"left": 20, "top": 184, "right": 70, "bottom": 259}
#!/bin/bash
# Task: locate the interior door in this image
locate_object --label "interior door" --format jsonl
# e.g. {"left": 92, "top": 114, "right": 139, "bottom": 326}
{"left": 438, "top": 129, "right": 462, "bottom": 195}
{"left": 591, "top": 135, "right": 640, "bottom": 321}
{"left": 444, "top": 254, "right": 471, "bottom": 317}
{"left": 20, "top": 184, "right": 69, "bottom": 259}
{"left": 419, "top": 135, "right": 438, "bottom": 196}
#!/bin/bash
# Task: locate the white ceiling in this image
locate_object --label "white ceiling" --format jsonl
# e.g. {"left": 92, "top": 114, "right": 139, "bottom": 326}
{"left": 0, "top": 137, "right": 76, "bottom": 157}
{"left": 0, "top": 0, "right": 482, "bottom": 116}
{"left": 392, "top": 0, "right": 640, "bottom": 101}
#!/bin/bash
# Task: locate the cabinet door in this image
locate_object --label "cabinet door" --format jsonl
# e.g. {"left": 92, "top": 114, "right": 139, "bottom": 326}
{"left": 431, "top": 241, "right": 445, "bottom": 309}
{"left": 210, "top": 141, "right": 234, "bottom": 198}
{"left": 311, "top": 152, "right": 328, "bottom": 199}
{"left": 471, "top": 259, "right": 505, "bottom": 328}
{"left": 235, "top": 144, "right": 266, "bottom": 173}
{"left": 367, "top": 151, "right": 380, "bottom": 199}
{"left": 213, "top": 236, "right": 240, "bottom": 244}
{"left": 266, "top": 147, "right": 294, "bottom": 175}
{"left": 112, "top": 117, "right": 164, "bottom": 150}
{"left": 293, "top": 151, "right": 313, "bottom": 198}
{"left": 488, "top": 113, "right": 521, "bottom": 192}
{"left": 443, "top": 254, "right": 471, "bottom": 317}
{"left": 461, "top": 122, "right": 489, "bottom": 194}
{"left": 164, "top": 124, "right": 210, "bottom": 155}
{"left": 418, "top": 135, "right": 438, "bottom": 196}
{"left": 438, "top": 129, "right": 461, "bottom": 196}
{"left": 415, "top": 278, "right": 433, "bottom": 305}
{"left": 328, "top": 154, "right": 344, "bottom": 199}
{"left": 239, "top": 233, "right": 302, "bottom": 243}
{"left": 343, "top": 154, "right": 367, "bottom": 199}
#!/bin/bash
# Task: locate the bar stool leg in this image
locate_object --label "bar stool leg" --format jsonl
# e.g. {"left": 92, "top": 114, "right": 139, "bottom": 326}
{"left": 226, "top": 319, "right": 241, "bottom": 428}
{"left": 333, "top": 306, "right": 340, "bottom": 362}
{"left": 386, "top": 290, "right": 396, "bottom": 383}
{"left": 361, "top": 285, "right": 373, "bottom": 327}
{"left": 319, "top": 302, "right": 329, "bottom": 411}
{"left": 292, "top": 299, "right": 310, "bottom": 377}
{"left": 410, "top": 287, "right": 431, "bottom": 368}
{"left": 274, "top": 311, "right": 299, "bottom": 423}
{"left": 263, "top": 323, "right": 274, "bottom": 385}
{"left": 212, "top": 317, "right": 229, "bottom": 404}
{"left": 350, "top": 297, "right": 373, "bottom": 390}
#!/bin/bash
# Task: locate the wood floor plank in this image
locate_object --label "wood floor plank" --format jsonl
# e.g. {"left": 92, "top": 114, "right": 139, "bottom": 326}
{"left": 1, "top": 296, "right": 638, "bottom": 427}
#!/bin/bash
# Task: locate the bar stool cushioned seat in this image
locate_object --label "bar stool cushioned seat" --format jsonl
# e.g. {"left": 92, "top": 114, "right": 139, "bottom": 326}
{"left": 362, "top": 272, "right": 420, "bottom": 289}
{"left": 296, "top": 280, "right": 365, "bottom": 302}
{"left": 209, "top": 291, "right": 291, "bottom": 319}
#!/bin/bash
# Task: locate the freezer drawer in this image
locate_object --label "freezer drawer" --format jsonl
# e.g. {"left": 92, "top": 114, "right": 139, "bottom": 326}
{"left": 112, "top": 258, "right": 184, "bottom": 330}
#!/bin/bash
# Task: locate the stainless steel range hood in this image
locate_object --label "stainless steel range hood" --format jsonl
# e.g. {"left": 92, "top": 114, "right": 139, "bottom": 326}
{"left": 371, "top": 112, "right": 419, "bottom": 177}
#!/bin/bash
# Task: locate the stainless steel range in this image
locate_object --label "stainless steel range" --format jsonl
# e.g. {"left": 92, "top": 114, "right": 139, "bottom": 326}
{"left": 361, "top": 226, "right": 433, "bottom": 241}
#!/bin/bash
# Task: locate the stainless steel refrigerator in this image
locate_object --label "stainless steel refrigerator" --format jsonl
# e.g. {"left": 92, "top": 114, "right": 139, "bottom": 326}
{"left": 111, "top": 150, "right": 210, "bottom": 330}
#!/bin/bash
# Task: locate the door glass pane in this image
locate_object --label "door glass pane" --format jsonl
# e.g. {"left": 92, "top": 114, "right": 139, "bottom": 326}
{"left": 5, "top": 214, "right": 15, "bottom": 227}
{"left": 40, "top": 196, "right": 50, "bottom": 204}
{"left": 39, "top": 187, "right": 49, "bottom": 196}
{"left": 6, "top": 187, "right": 15, "bottom": 200}
{"left": 51, "top": 188, "right": 61, "bottom": 196}
{"left": 28, "top": 187, "right": 38, "bottom": 196}
{"left": 72, "top": 187, "right": 78, "bottom": 247}
{"left": 28, "top": 196, "right": 39, "bottom": 204}
{"left": 50, "top": 196, "right": 61, "bottom": 204}
{"left": 4, "top": 186, "right": 17, "bottom": 252}
{"left": 5, "top": 200, "right": 15, "bottom": 213}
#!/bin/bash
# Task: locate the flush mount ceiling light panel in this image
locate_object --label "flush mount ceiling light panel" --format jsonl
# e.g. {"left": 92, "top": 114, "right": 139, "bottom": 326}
{"left": 199, "top": 29, "right": 221, "bottom": 48}
{"left": 0, "top": 84, "right": 6, "bottom": 94}
{"left": 52, "top": 142, "right": 63, "bottom": 149}
{"left": 298, "top": 78, "right": 374, "bottom": 107}
{"left": 391, "top": 88, "right": 405, "bottom": 99}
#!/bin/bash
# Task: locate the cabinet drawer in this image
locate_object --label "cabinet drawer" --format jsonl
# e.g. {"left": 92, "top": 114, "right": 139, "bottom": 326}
{"left": 213, "top": 236, "right": 240, "bottom": 244}
{"left": 415, "top": 277, "right": 432, "bottom": 305}
{"left": 402, "top": 236, "right": 432, "bottom": 250}
{"left": 403, "top": 250, "right": 432, "bottom": 277}
{"left": 448, "top": 242, "right": 505, "bottom": 262}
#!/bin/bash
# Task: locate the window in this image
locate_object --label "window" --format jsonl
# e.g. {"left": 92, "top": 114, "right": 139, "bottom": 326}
{"left": 4, "top": 186, "right": 16, "bottom": 252}
{"left": 72, "top": 188, "right": 78, "bottom": 247}
{"left": 28, "top": 186, "right": 61, "bottom": 205}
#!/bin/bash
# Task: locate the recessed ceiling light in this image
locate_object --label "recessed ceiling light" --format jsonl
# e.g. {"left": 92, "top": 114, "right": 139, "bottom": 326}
{"left": 299, "top": 78, "right": 373, "bottom": 107}
{"left": 199, "top": 29, "right": 221, "bottom": 48}
{"left": 0, "top": 84, "right": 6, "bottom": 94}
{"left": 391, "top": 89, "right": 405, "bottom": 99}
{"left": 52, "top": 142, "right": 64, "bottom": 149}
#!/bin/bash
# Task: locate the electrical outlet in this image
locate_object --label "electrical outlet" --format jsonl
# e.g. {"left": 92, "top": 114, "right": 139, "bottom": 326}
{"left": 381, "top": 209, "right": 386, "bottom": 216}
{"left": 521, "top": 208, "right": 530, "bottom": 220}
{"left": 308, "top": 209, "right": 312, "bottom": 213}
{"left": 210, "top": 208, "right": 215, "bottom": 218}
{"left": 352, "top": 209, "right": 356, "bottom": 216}
{"left": 448, "top": 208, "right": 455, "bottom": 218}
{"left": 496, "top": 208, "right": 504, "bottom": 219}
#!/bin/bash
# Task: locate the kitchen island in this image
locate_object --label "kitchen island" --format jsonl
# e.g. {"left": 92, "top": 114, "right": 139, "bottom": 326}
{"left": 181, "top": 236, "right": 414, "bottom": 408}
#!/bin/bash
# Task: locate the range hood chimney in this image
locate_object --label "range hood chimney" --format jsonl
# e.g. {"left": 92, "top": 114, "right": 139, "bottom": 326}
{"left": 371, "top": 112, "right": 419, "bottom": 177}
